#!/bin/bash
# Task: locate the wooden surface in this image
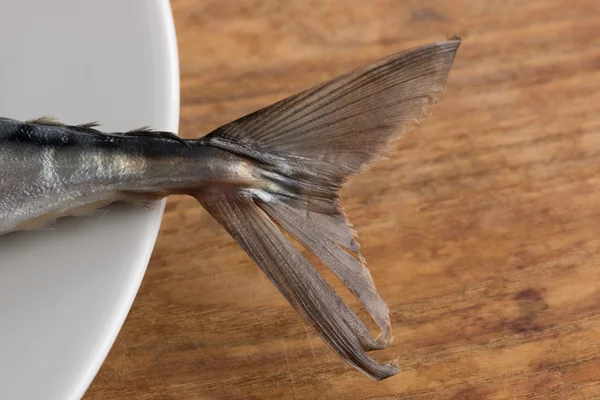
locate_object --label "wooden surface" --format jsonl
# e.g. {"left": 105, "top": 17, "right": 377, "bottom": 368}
{"left": 86, "top": 1, "right": 600, "bottom": 398}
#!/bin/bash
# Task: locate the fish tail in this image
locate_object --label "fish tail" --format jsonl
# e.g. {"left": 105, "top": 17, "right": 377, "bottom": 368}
{"left": 195, "top": 38, "right": 461, "bottom": 380}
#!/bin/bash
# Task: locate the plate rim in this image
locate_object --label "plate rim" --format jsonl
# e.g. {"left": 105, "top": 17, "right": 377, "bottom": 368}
{"left": 71, "top": 2, "right": 180, "bottom": 398}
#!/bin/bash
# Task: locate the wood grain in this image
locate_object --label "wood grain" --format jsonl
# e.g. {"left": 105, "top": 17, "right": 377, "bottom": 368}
{"left": 85, "top": 0, "right": 600, "bottom": 398}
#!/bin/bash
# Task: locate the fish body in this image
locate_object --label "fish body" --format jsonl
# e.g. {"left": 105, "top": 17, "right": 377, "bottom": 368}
{"left": 0, "top": 39, "right": 461, "bottom": 380}
{"left": 0, "top": 117, "right": 256, "bottom": 234}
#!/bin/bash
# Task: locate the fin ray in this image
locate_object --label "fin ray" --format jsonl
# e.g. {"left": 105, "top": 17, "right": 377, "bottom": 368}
{"left": 260, "top": 201, "right": 392, "bottom": 341}
{"left": 199, "top": 195, "right": 399, "bottom": 380}
{"left": 204, "top": 39, "right": 461, "bottom": 179}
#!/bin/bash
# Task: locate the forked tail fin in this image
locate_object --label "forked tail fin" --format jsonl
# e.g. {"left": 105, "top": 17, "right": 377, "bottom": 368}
{"left": 196, "top": 38, "right": 461, "bottom": 380}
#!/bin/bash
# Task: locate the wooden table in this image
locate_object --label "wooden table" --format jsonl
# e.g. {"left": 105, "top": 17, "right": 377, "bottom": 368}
{"left": 86, "top": 0, "right": 600, "bottom": 398}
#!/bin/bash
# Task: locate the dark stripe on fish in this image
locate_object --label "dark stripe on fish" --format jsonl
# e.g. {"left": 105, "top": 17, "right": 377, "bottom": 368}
{"left": 0, "top": 117, "right": 194, "bottom": 157}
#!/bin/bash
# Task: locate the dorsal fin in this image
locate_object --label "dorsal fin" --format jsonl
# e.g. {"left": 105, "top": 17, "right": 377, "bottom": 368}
{"left": 26, "top": 116, "right": 186, "bottom": 145}
{"left": 28, "top": 116, "right": 68, "bottom": 127}
{"left": 127, "top": 126, "right": 153, "bottom": 132}
{"left": 27, "top": 116, "right": 102, "bottom": 133}
{"left": 76, "top": 121, "right": 102, "bottom": 130}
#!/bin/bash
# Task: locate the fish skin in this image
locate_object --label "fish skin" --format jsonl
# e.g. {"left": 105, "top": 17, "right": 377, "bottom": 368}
{"left": 0, "top": 117, "right": 257, "bottom": 234}
{"left": 0, "top": 38, "right": 461, "bottom": 380}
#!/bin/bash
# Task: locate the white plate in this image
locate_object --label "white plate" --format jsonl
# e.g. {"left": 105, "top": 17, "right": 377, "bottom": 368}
{"left": 0, "top": 1, "right": 179, "bottom": 399}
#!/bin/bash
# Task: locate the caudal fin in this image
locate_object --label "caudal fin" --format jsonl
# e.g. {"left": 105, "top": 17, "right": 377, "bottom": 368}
{"left": 196, "top": 38, "right": 461, "bottom": 379}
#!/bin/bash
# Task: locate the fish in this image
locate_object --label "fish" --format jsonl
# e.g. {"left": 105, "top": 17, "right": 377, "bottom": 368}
{"left": 0, "top": 38, "right": 461, "bottom": 380}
